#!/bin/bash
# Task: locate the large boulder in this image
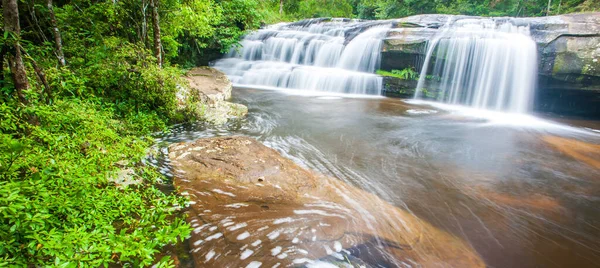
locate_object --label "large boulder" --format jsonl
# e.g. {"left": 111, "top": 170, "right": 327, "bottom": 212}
{"left": 381, "top": 13, "right": 600, "bottom": 118}
{"left": 169, "top": 136, "right": 484, "bottom": 267}
{"left": 178, "top": 67, "right": 248, "bottom": 124}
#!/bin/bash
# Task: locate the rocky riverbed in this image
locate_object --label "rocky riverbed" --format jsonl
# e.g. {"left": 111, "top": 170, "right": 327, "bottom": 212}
{"left": 168, "top": 136, "right": 485, "bottom": 267}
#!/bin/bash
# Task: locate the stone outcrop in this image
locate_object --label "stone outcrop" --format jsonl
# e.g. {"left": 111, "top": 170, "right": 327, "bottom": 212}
{"left": 178, "top": 67, "right": 247, "bottom": 124}
{"left": 380, "top": 13, "right": 600, "bottom": 118}
{"left": 169, "top": 136, "right": 484, "bottom": 267}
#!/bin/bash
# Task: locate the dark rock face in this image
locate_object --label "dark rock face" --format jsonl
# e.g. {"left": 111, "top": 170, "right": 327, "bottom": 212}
{"left": 381, "top": 13, "right": 600, "bottom": 118}
{"left": 381, "top": 77, "right": 416, "bottom": 98}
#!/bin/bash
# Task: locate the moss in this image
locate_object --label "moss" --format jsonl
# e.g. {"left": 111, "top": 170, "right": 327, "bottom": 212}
{"left": 581, "top": 59, "right": 600, "bottom": 76}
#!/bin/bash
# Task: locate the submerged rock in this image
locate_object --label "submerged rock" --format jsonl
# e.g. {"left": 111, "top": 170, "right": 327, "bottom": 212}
{"left": 178, "top": 67, "right": 248, "bottom": 124}
{"left": 543, "top": 135, "right": 600, "bottom": 170}
{"left": 169, "top": 136, "right": 484, "bottom": 267}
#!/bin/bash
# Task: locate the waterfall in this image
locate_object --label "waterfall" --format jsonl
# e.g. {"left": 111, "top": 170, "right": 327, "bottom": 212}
{"left": 213, "top": 19, "right": 389, "bottom": 95}
{"left": 414, "top": 19, "right": 537, "bottom": 113}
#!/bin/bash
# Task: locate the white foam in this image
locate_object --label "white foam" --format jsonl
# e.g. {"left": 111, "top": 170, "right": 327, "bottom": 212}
{"left": 225, "top": 203, "right": 249, "bottom": 208}
{"left": 268, "top": 246, "right": 281, "bottom": 256}
{"left": 273, "top": 217, "right": 295, "bottom": 224}
{"left": 293, "top": 209, "right": 345, "bottom": 218}
{"left": 405, "top": 99, "right": 600, "bottom": 136}
{"left": 267, "top": 231, "right": 280, "bottom": 240}
{"left": 277, "top": 253, "right": 288, "bottom": 259}
{"left": 205, "top": 250, "right": 215, "bottom": 262}
{"left": 406, "top": 109, "right": 438, "bottom": 115}
{"left": 228, "top": 222, "right": 248, "bottom": 231}
{"left": 240, "top": 249, "right": 254, "bottom": 260}
{"left": 246, "top": 261, "right": 262, "bottom": 268}
{"left": 237, "top": 231, "right": 251, "bottom": 240}
{"left": 233, "top": 84, "right": 384, "bottom": 99}
{"left": 205, "top": 233, "right": 223, "bottom": 241}
{"left": 212, "top": 189, "right": 236, "bottom": 197}
{"left": 306, "top": 261, "right": 339, "bottom": 268}
{"left": 193, "top": 224, "right": 211, "bottom": 234}
{"left": 334, "top": 241, "right": 342, "bottom": 252}
{"left": 293, "top": 258, "right": 313, "bottom": 264}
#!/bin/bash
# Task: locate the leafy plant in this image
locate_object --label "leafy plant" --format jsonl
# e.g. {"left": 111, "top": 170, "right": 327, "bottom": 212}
{"left": 0, "top": 99, "right": 190, "bottom": 266}
{"left": 377, "top": 68, "right": 419, "bottom": 80}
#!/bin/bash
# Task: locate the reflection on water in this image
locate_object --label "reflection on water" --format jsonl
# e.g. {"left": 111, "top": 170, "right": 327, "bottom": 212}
{"left": 152, "top": 88, "right": 600, "bottom": 267}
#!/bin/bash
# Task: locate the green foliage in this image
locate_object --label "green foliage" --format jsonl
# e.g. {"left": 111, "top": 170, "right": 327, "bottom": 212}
{"left": 357, "top": 0, "right": 597, "bottom": 19}
{"left": 70, "top": 38, "right": 183, "bottom": 119}
{"left": 163, "top": 0, "right": 264, "bottom": 65}
{"left": 1, "top": 0, "right": 269, "bottom": 266}
{"left": 269, "top": 0, "right": 599, "bottom": 21}
{"left": 0, "top": 98, "right": 190, "bottom": 266}
{"left": 377, "top": 68, "right": 419, "bottom": 80}
{"left": 259, "top": 0, "right": 355, "bottom": 21}
{"left": 297, "top": 0, "right": 354, "bottom": 18}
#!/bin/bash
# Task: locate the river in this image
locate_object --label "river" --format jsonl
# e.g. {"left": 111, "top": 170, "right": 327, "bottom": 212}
{"left": 154, "top": 86, "right": 600, "bottom": 267}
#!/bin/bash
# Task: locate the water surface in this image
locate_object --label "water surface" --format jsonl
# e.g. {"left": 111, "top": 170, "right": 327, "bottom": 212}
{"left": 156, "top": 88, "right": 600, "bottom": 267}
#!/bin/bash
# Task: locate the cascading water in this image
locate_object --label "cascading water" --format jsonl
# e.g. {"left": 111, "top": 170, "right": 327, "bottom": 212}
{"left": 414, "top": 19, "right": 537, "bottom": 113}
{"left": 213, "top": 19, "right": 390, "bottom": 95}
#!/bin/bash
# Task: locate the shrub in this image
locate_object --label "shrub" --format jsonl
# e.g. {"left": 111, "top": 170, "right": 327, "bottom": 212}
{"left": 0, "top": 99, "right": 190, "bottom": 266}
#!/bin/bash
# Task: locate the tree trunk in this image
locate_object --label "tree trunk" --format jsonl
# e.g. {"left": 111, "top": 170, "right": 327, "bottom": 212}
{"left": 141, "top": 0, "right": 148, "bottom": 46}
{"left": 279, "top": 0, "right": 284, "bottom": 15}
{"left": 0, "top": 46, "right": 5, "bottom": 89}
{"left": 47, "top": 0, "right": 66, "bottom": 66}
{"left": 21, "top": 47, "right": 52, "bottom": 102}
{"left": 150, "top": 0, "right": 162, "bottom": 68}
{"left": 26, "top": 0, "right": 49, "bottom": 44}
{"left": 3, "top": 0, "right": 30, "bottom": 104}
{"left": 547, "top": 0, "right": 552, "bottom": 15}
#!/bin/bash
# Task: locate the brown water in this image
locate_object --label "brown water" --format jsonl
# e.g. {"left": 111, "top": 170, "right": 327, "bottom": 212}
{"left": 154, "top": 87, "right": 600, "bottom": 267}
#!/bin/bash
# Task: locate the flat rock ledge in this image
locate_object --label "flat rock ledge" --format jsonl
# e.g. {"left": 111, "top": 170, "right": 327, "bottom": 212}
{"left": 169, "top": 136, "right": 484, "bottom": 267}
{"left": 178, "top": 67, "right": 247, "bottom": 124}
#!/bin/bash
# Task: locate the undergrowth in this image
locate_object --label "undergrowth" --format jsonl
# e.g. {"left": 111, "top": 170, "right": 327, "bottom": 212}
{"left": 0, "top": 98, "right": 191, "bottom": 266}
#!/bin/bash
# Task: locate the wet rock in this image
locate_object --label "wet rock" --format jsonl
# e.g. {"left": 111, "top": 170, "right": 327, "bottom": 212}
{"left": 178, "top": 67, "right": 248, "bottom": 124}
{"left": 108, "top": 168, "right": 141, "bottom": 188}
{"left": 381, "top": 76, "right": 417, "bottom": 98}
{"left": 169, "top": 136, "right": 484, "bottom": 267}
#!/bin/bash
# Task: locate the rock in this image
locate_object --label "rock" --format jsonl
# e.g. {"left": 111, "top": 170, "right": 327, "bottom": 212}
{"left": 108, "top": 168, "right": 141, "bottom": 188}
{"left": 380, "top": 13, "right": 600, "bottom": 118}
{"left": 381, "top": 76, "right": 417, "bottom": 98}
{"left": 178, "top": 67, "right": 248, "bottom": 124}
{"left": 169, "top": 136, "right": 484, "bottom": 267}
